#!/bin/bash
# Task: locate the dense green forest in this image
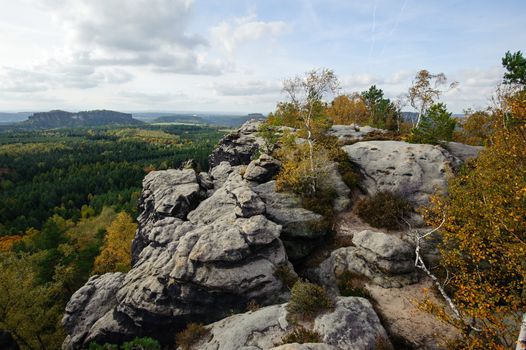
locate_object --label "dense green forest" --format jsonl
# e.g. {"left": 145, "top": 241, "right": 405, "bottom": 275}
{"left": 0, "top": 124, "right": 225, "bottom": 236}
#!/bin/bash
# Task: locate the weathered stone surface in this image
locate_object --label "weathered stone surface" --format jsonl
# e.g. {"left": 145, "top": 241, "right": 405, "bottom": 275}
{"left": 193, "top": 297, "right": 389, "bottom": 350}
{"left": 209, "top": 161, "right": 243, "bottom": 190}
{"left": 326, "top": 162, "right": 351, "bottom": 212}
{"left": 444, "top": 141, "right": 483, "bottom": 163}
{"left": 62, "top": 273, "right": 125, "bottom": 349}
{"left": 132, "top": 169, "right": 204, "bottom": 263}
{"left": 343, "top": 140, "right": 459, "bottom": 205}
{"left": 244, "top": 154, "right": 282, "bottom": 183}
{"left": 236, "top": 215, "right": 282, "bottom": 245}
{"left": 254, "top": 181, "right": 323, "bottom": 238}
{"left": 328, "top": 124, "right": 386, "bottom": 144}
{"left": 314, "top": 230, "right": 418, "bottom": 289}
{"left": 314, "top": 297, "right": 390, "bottom": 350}
{"left": 63, "top": 165, "right": 292, "bottom": 349}
{"left": 253, "top": 181, "right": 326, "bottom": 259}
{"left": 208, "top": 120, "right": 264, "bottom": 168}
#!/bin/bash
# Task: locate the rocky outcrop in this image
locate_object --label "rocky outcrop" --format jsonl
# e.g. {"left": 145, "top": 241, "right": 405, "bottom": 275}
{"left": 243, "top": 154, "right": 282, "bottom": 183}
{"left": 314, "top": 230, "right": 418, "bottom": 289}
{"left": 208, "top": 120, "right": 264, "bottom": 168}
{"left": 253, "top": 181, "right": 326, "bottom": 259}
{"left": 63, "top": 168, "right": 294, "bottom": 349}
{"left": 444, "top": 141, "right": 483, "bottom": 163}
{"left": 328, "top": 124, "right": 386, "bottom": 144}
{"left": 131, "top": 169, "right": 204, "bottom": 263}
{"left": 62, "top": 273, "right": 127, "bottom": 349}
{"left": 190, "top": 296, "right": 390, "bottom": 350}
{"left": 343, "top": 141, "right": 459, "bottom": 205}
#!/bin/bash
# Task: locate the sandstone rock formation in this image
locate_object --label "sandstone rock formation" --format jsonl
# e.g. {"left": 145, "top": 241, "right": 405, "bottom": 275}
{"left": 314, "top": 230, "right": 418, "bottom": 289}
{"left": 190, "top": 296, "right": 390, "bottom": 350}
{"left": 208, "top": 120, "right": 264, "bottom": 168}
{"left": 328, "top": 124, "right": 386, "bottom": 144}
{"left": 343, "top": 140, "right": 460, "bottom": 205}
{"left": 63, "top": 167, "right": 294, "bottom": 349}
{"left": 62, "top": 120, "right": 474, "bottom": 349}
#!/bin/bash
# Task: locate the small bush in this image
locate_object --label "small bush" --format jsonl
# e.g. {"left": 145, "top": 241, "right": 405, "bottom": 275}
{"left": 336, "top": 271, "right": 371, "bottom": 298}
{"left": 175, "top": 323, "right": 209, "bottom": 350}
{"left": 246, "top": 299, "right": 260, "bottom": 312}
{"left": 274, "top": 264, "right": 298, "bottom": 289}
{"left": 356, "top": 191, "right": 412, "bottom": 230}
{"left": 281, "top": 326, "right": 322, "bottom": 344}
{"left": 122, "top": 337, "right": 161, "bottom": 350}
{"left": 287, "top": 280, "right": 334, "bottom": 319}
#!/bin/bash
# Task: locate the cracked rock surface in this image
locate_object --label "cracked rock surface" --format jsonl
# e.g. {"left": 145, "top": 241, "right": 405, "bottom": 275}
{"left": 190, "top": 296, "right": 389, "bottom": 350}
{"left": 343, "top": 140, "right": 460, "bottom": 205}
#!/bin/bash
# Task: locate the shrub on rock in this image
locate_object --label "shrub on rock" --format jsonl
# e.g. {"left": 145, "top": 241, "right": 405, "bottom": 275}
{"left": 356, "top": 191, "right": 412, "bottom": 230}
{"left": 175, "top": 323, "right": 209, "bottom": 350}
{"left": 281, "top": 326, "right": 322, "bottom": 344}
{"left": 287, "top": 280, "right": 334, "bottom": 319}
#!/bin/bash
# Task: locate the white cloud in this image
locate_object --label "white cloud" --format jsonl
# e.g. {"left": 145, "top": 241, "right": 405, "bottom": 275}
{"left": 213, "top": 80, "right": 281, "bottom": 96}
{"left": 211, "top": 13, "right": 286, "bottom": 56}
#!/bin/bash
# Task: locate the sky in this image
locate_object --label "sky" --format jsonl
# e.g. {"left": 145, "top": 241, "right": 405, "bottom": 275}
{"left": 0, "top": 0, "right": 524, "bottom": 114}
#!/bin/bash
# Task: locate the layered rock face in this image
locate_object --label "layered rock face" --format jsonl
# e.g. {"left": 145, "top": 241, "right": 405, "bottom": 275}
{"left": 191, "top": 296, "right": 389, "bottom": 350}
{"left": 313, "top": 230, "right": 418, "bottom": 289}
{"left": 208, "top": 120, "right": 265, "bottom": 168}
{"left": 63, "top": 170, "right": 295, "bottom": 348}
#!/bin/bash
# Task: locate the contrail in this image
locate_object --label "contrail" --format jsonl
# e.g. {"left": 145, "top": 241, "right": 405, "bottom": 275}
{"left": 389, "top": 0, "right": 408, "bottom": 37}
{"left": 368, "top": 0, "right": 377, "bottom": 61}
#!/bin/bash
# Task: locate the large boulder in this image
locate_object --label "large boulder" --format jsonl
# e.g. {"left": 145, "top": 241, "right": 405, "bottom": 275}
{"left": 63, "top": 171, "right": 293, "bottom": 349}
{"left": 208, "top": 120, "right": 265, "bottom": 168}
{"left": 314, "top": 230, "right": 418, "bottom": 289}
{"left": 444, "top": 141, "right": 483, "bottom": 163}
{"left": 328, "top": 124, "right": 386, "bottom": 144}
{"left": 343, "top": 141, "right": 459, "bottom": 205}
{"left": 190, "top": 297, "right": 389, "bottom": 350}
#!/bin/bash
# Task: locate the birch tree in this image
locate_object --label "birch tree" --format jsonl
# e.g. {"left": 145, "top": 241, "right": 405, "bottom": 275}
{"left": 408, "top": 70, "right": 458, "bottom": 127}
{"left": 282, "top": 68, "right": 339, "bottom": 194}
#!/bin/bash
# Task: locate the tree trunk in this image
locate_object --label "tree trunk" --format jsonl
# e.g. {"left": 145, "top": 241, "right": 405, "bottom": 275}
{"left": 517, "top": 313, "right": 526, "bottom": 350}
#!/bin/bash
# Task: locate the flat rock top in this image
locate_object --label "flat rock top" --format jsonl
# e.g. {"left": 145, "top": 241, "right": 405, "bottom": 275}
{"left": 343, "top": 140, "right": 457, "bottom": 205}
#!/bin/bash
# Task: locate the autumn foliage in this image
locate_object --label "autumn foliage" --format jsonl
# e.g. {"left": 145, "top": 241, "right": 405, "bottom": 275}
{"left": 93, "top": 212, "right": 137, "bottom": 274}
{"left": 423, "top": 89, "right": 526, "bottom": 349}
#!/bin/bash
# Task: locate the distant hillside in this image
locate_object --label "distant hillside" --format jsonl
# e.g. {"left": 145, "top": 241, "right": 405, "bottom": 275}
{"left": 134, "top": 112, "right": 266, "bottom": 127}
{"left": 202, "top": 113, "right": 266, "bottom": 127}
{"left": 0, "top": 112, "right": 34, "bottom": 124}
{"left": 151, "top": 115, "right": 208, "bottom": 124}
{"left": 22, "top": 110, "right": 142, "bottom": 129}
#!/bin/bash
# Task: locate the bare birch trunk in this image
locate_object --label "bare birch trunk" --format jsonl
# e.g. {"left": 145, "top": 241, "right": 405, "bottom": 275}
{"left": 517, "top": 313, "right": 526, "bottom": 350}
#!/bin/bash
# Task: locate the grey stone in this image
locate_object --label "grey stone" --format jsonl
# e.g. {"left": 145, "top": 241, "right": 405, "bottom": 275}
{"left": 62, "top": 273, "right": 125, "bottom": 349}
{"left": 208, "top": 120, "right": 265, "bottom": 168}
{"left": 244, "top": 154, "right": 282, "bottom": 183}
{"left": 444, "top": 141, "right": 483, "bottom": 163}
{"left": 328, "top": 124, "right": 386, "bottom": 144}
{"left": 194, "top": 297, "right": 389, "bottom": 350}
{"left": 314, "top": 297, "right": 390, "bottom": 350}
{"left": 343, "top": 140, "right": 458, "bottom": 205}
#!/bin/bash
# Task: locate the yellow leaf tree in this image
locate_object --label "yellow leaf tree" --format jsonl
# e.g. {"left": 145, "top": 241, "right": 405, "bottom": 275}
{"left": 423, "top": 89, "right": 526, "bottom": 349}
{"left": 93, "top": 212, "right": 137, "bottom": 274}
